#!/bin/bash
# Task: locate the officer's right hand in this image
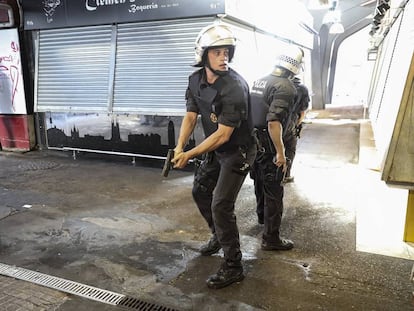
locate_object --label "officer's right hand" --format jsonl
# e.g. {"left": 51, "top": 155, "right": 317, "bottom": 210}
{"left": 172, "top": 151, "right": 190, "bottom": 169}
{"left": 273, "top": 153, "right": 286, "bottom": 169}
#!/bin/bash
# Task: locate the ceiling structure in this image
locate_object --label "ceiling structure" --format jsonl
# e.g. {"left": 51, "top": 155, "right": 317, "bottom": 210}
{"left": 301, "top": 0, "right": 377, "bottom": 29}
{"left": 299, "top": 0, "right": 378, "bottom": 108}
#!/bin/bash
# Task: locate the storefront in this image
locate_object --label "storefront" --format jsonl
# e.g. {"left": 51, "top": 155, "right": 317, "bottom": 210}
{"left": 21, "top": 0, "right": 315, "bottom": 159}
{"left": 0, "top": 1, "right": 35, "bottom": 151}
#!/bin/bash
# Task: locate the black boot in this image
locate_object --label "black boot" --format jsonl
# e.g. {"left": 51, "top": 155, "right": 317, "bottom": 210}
{"left": 257, "top": 213, "right": 264, "bottom": 225}
{"left": 199, "top": 235, "right": 221, "bottom": 256}
{"left": 206, "top": 261, "right": 244, "bottom": 289}
{"left": 261, "top": 238, "right": 294, "bottom": 251}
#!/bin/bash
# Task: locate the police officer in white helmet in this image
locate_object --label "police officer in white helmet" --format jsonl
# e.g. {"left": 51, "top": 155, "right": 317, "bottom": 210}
{"left": 172, "top": 23, "right": 256, "bottom": 289}
{"left": 250, "top": 46, "right": 304, "bottom": 251}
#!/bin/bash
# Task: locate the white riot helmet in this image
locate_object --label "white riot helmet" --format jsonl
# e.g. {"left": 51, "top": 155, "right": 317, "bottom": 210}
{"left": 193, "top": 24, "right": 236, "bottom": 67}
{"left": 275, "top": 46, "right": 304, "bottom": 75}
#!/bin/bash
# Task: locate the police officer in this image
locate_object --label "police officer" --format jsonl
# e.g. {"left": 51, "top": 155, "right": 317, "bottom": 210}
{"left": 250, "top": 46, "right": 304, "bottom": 250}
{"left": 172, "top": 24, "right": 256, "bottom": 289}
{"left": 283, "top": 77, "right": 310, "bottom": 183}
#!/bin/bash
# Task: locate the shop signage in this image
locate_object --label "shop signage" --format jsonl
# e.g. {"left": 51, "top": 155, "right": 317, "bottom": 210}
{"left": 21, "top": 0, "right": 225, "bottom": 30}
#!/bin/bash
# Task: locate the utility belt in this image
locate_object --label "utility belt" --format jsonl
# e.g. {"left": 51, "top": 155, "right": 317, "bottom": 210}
{"left": 216, "top": 142, "right": 254, "bottom": 154}
{"left": 216, "top": 133, "right": 256, "bottom": 154}
{"left": 252, "top": 127, "right": 275, "bottom": 154}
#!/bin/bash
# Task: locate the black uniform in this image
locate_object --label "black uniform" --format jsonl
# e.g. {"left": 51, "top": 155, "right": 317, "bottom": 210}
{"left": 186, "top": 67, "right": 256, "bottom": 265}
{"left": 250, "top": 73, "right": 296, "bottom": 244}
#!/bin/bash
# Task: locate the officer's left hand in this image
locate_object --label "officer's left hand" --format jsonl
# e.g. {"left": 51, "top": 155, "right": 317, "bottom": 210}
{"left": 172, "top": 151, "right": 191, "bottom": 169}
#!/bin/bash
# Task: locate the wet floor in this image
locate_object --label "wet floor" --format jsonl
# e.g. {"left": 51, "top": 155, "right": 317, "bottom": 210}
{"left": 0, "top": 106, "right": 413, "bottom": 310}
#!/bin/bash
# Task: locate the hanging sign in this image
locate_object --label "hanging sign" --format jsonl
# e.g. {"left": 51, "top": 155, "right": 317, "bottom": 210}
{"left": 0, "top": 28, "right": 27, "bottom": 114}
{"left": 22, "top": 0, "right": 225, "bottom": 30}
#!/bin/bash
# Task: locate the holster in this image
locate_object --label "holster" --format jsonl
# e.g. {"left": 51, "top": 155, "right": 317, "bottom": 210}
{"left": 253, "top": 128, "right": 275, "bottom": 154}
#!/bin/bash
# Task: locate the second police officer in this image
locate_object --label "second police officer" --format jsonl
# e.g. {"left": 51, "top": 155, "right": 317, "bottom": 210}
{"left": 250, "top": 46, "right": 305, "bottom": 250}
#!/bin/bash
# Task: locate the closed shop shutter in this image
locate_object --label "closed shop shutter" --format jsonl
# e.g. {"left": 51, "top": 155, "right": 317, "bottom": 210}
{"left": 113, "top": 17, "right": 213, "bottom": 115}
{"left": 36, "top": 16, "right": 300, "bottom": 115}
{"left": 35, "top": 17, "right": 214, "bottom": 115}
{"left": 36, "top": 25, "right": 113, "bottom": 112}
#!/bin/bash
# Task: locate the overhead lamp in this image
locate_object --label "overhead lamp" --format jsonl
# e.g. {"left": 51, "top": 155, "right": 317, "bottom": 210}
{"left": 322, "top": 7, "right": 340, "bottom": 24}
{"left": 322, "top": 0, "right": 345, "bottom": 34}
{"left": 329, "top": 22, "right": 345, "bottom": 34}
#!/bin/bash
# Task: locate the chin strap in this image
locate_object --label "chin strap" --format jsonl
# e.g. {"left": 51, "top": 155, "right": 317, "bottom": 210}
{"left": 213, "top": 69, "right": 228, "bottom": 76}
{"left": 206, "top": 60, "right": 228, "bottom": 77}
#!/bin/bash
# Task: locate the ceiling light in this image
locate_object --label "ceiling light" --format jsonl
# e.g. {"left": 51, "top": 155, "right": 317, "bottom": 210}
{"left": 322, "top": 0, "right": 345, "bottom": 34}
{"left": 322, "top": 8, "right": 341, "bottom": 24}
{"left": 329, "top": 22, "right": 345, "bottom": 34}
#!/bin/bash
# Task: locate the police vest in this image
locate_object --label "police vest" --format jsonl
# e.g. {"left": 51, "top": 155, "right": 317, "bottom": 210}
{"left": 250, "top": 75, "right": 295, "bottom": 130}
{"left": 188, "top": 69, "right": 254, "bottom": 151}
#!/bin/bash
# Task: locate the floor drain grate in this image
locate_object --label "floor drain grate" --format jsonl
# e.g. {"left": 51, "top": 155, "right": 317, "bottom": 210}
{"left": 0, "top": 263, "right": 179, "bottom": 311}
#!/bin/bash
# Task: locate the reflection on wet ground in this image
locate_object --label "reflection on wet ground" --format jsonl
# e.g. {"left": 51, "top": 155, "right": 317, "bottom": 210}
{"left": 0, "top": 107, "right": 413, "bottom": 310}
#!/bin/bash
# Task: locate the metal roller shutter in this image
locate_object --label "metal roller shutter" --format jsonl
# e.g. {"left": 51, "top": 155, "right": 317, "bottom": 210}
{"left": 36, "top": 25, "right": 113, "bottom": 113}
{"left": 113, "top": 17, "right": 214, "bottom": 115}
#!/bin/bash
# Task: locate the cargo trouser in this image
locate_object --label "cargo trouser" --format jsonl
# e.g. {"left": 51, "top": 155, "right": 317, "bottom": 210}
{"left": 252, "top": 151, "right": 285, "bottom": 244}
{"left": 192, "top": 144, "right": 256, "bottom": 264}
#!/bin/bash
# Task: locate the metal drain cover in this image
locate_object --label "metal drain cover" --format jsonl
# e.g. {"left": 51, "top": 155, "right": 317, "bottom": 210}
{"left": 17, "top": 160, "right": 60, "bottom": 171}
{"left": 0, "top": 263, "right": 179, "bottom": 311}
